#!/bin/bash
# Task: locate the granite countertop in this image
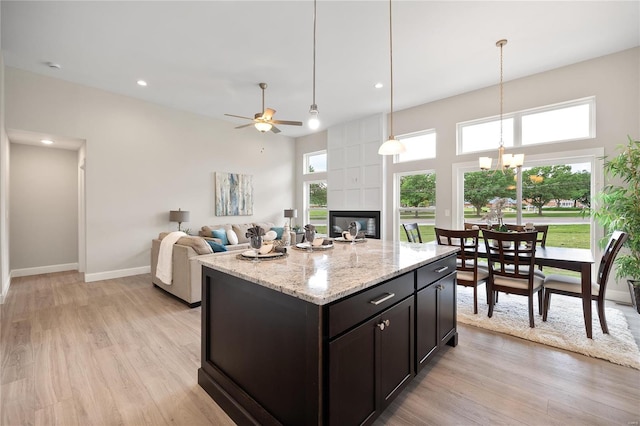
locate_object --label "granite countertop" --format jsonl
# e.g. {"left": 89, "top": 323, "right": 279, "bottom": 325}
{"left": 198, "top": 239, "right": 459, "bottom": 305}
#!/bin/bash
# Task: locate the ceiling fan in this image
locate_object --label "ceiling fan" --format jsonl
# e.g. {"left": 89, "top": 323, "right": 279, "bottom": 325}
{"left": 225, "top": 82, "right": 303, "bottom": 134}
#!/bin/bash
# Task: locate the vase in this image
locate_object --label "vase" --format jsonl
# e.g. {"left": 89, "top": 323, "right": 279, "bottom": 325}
{"left": 282, "top": 224, "right": 291, "bottom": 246}
{"left": 305, "top": 229, "right": 316, "bottom": 244}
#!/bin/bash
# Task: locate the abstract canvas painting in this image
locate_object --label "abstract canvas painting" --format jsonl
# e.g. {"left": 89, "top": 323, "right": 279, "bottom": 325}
{"left": 215, "top": 172, "right": 253, "bottom": 216}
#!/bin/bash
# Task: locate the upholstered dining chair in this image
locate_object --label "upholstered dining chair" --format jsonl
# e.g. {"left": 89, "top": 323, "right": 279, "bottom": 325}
{"left": 402, "top": 223, "right": 422, "bottom": 243}
{"left": 542, "top": 230, "right": 628, "bottom": 334}
{"left": 435, "top": 228, "right": 489, "bottom": 314}
{"left": 482, "top": 229, "right": 543, "bottom": 328}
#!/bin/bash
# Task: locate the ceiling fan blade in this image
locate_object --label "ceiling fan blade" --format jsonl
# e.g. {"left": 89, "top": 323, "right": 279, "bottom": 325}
{"left": 271, "top": 120, "right": 303, "bottom": 126}
{"left": 225, "top": 113, "right": 254, "bottom": 120}
{"left": 270, "top": 126, "right": 281, "bottom": 134}
{"left": 235, "top": 123, "right": 254, "bottom": 129}
{"left": 263, "top": 108, "right": 276, "bottom": 120}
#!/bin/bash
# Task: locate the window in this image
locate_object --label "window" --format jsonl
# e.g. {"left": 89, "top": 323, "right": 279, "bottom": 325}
{"left": 304, "top": 151, "right": 327, "bottom": 174}
{"left": 522, "top": 100, "right": 594, "bottom": 145}
{"left": 396, "top": 171, "right": 436, "bottom": 242}
{"left": 304, "top": 180, "right": 327, "bottom": 235}
{"left": 395, "top": 130, "right": 437, "bottom": 163}
{"left": 459, "top": 117, "right": 514, "bottom": 154}
{"left": 457, "top": 97, "right": 595, "bottom": 154}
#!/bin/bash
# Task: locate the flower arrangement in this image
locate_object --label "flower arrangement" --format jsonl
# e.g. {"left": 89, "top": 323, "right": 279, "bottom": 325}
{"left": 483, "top": 198, "right": 509, "bottom": 232}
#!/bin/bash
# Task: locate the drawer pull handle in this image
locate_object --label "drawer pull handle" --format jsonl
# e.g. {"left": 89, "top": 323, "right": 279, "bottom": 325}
{"left": 369, "top": 292, "right": 395, "bottom": 306}
{"left": 437, "top": 284, "right": 445, "bottom": 291}
{"left": 435, "top": 266, "right": 449, "bottom": 273}
{"left": 377, "top": 319, "right": 390, "bottom": 331}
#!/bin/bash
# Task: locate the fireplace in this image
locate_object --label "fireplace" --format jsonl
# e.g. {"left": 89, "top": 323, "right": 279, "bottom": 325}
{"left": 328, "top": 210, "right": 381, "bottom": 239}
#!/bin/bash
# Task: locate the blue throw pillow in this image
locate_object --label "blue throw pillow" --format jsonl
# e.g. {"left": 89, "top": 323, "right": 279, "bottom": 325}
{"left": 206, "top": 240, "right": 228, "bottom": 253}
{"left": 271, "top": 227, "right": 284, "bottom": 239}
{"left": 211, "top": 228, "right": 228, "bottom": 245}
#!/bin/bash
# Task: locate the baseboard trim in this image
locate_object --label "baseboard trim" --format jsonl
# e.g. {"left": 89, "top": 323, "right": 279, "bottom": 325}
{"left": 85, "top": 266, "right": 150, "bottom": 282}
{"left": 606, "top": 289, "right": 632, "bottom": 304}
{"left": 11, "top": 263, "right": 79, "bottom": 278}
{"left": 0, "top": 272, "right": 9, "bottom": 304}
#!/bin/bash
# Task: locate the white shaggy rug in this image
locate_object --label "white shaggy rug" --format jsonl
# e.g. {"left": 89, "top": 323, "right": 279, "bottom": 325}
{"left": 457, "top": 286, "right": 640, "bottom": 369}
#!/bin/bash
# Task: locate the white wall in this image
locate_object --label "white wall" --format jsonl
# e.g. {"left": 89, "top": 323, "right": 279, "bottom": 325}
{"left": 4, "top": 68, "right": 296, "bottom": 280}
{"left": 9, "top": 143, "right": 78, "bottom": 273}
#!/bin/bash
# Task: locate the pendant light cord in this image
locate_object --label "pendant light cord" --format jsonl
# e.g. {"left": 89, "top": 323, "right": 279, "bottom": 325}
{"left": 389, "top": 0, "right": 394, "bottom": 138}
{"left": 312, "top": 0, "right": 317, "bottom": 107}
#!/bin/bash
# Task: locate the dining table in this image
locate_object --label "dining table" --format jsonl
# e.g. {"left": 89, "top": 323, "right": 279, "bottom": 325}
{"left": 473, "top": 244, "right": 596, "bottom": 338}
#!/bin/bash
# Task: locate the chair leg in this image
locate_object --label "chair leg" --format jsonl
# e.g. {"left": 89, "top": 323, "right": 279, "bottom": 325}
{"left": 543, "top": 290, "right": 551, "bottom": 322}
{"left": 473, "top": 285, "right": 478, "bottom": 314}
{"left": 528, "top": 296, "right": 535, "bottom": 328}
{"left": 487, "top": 283, "right": 494, "bottom": 318}
{"left": 597, "top": 299, "right": 609, "bottom": 334}
{"left": 538, "top": 290, "right": 543, "bottom": 315}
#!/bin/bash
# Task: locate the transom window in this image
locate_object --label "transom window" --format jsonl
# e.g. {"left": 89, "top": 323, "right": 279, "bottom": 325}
{"left": 395, "top": 130, "right": 436, "bottom": 163}
{"left": 457, "top": 97, "right": 595, "bottom": 155}
{"left": 304, "top": 150, "right": 327, "bottom": 174}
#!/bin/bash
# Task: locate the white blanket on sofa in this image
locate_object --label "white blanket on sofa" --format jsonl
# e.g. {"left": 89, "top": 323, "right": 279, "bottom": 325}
{"left": 156, "top": 231, "right": 187, "bottom": 285}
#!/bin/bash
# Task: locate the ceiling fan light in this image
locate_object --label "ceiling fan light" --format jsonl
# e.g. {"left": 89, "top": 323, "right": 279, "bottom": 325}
{"left": 378, "top": 136, "right": 406, "bottom": 155}
{"left": 254, "top": 121, "right": 272, "bottom": 133}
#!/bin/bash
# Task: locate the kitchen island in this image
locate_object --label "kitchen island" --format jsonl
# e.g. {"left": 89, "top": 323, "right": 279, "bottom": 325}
{"left": 198, "top": 239, "right": 459, "bottom": 425}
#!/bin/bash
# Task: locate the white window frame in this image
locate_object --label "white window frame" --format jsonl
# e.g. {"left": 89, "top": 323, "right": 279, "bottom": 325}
{"left": 393, "top": 129, "right": 437, "bottom": 164}
{"left": 394, "top": 169, "right": 436, "bottom": 242}
{"left": 304, "top": 179, "right": 328, "bottom": 233}
{"left": 457, "top": 96, "right": 596, "bottom": 155}
{"left": 303, "top": 150, "right": 327, "bottom": 175}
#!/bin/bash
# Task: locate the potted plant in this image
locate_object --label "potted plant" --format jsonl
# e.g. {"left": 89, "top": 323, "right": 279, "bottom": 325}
{"left": 593, "top": 136, "right": 640, "bottom": 313}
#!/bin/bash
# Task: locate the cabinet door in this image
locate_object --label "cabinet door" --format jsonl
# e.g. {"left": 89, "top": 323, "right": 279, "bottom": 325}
{"left": 329, "top": 316, "right": 377, "bottom": 426}
{"left": 379, "top": 296, "right": 414, "bottom": 407}
{"left": 438, "top": 275, "right": 457, "bottom": 346}
{"left": 415, "top": 283, "right": 438, "bottom": 371}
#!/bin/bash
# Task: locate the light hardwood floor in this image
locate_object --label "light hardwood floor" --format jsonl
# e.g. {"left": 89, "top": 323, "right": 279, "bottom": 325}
{"left": 1, "top": 271, "right": 639, "bottom": 425}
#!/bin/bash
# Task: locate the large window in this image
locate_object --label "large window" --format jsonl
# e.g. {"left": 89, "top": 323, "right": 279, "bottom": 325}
{"left": 304, "top": 150, "right": 327, "bottom": 174}
{"left": 396, "top": 171, "right": 436, "bottom": 242}
{"left": 304, "top": 180, "right": 327, "bottom": 235}
{"left": 457, "top": 97, "right": 595, "bottom": 155}
{"left": 395, "top": 130, "right": 436, "bottom": 163}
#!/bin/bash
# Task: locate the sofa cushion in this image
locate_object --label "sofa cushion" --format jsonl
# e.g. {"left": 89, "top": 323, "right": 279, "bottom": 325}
{"left": 227, "top": 228, "right": 239, "bottom": 245}
{"left": 206, "top": 240, "right": 228, "bottom": 253}
{"left": 159, "top": 233, "right": 213, "bottom": 255}
{"left": 253, "top": 222, "right": 276, "bottom": 232}
{"left": 232, "top": 223, "right": 253, "bottom": 244}
{"left": 211, "top": 228, "right": 229, "bottom": 245}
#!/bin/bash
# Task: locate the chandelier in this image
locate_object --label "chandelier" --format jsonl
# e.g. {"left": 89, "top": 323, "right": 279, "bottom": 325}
{"left": 479, "top": 39, "right": 524, "bottom": 172}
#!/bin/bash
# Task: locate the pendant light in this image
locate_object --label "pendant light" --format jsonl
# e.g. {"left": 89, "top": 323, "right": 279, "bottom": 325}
{"left": 308, "top": 0, "right": 320, "bottom": 130}
{"left": 378, "top": 0, "right": 405, "bottom": 155}
{"left": 479, "top": 39, "right": 524, "bottom": 172}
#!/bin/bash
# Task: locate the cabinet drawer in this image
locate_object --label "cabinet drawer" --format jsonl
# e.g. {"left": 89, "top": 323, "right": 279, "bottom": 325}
{"left": 329, "top": 272, "right": 414, "bottom": 339}
{"left": 416, "top": 255, "right": 456, "bottom": 290}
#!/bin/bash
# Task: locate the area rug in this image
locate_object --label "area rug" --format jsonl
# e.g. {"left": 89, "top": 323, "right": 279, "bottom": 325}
{"left": 457, "top": 286, "right": 640, "bottom": 369}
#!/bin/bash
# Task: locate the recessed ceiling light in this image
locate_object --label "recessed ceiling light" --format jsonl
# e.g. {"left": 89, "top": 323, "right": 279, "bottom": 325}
{"left": 137, "top": 80, "right": 147, "bottom": 87}
{"left": 374, "top": 82, "right": 384, "bottom": 89}
{"left": 41, "top": 139, "right": 54, "bottom": 145}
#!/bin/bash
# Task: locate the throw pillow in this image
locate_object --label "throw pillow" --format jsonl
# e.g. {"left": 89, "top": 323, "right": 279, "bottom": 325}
{"left": 232, "top": 223, "right": 253, "bottom": 244}
{"left": 271, "top": 227, "right": 284, "bottom": 239}
{"left": 211, "top": 228, "right": 229, "bottom": 245}
{"left": 206, "top": 240, "right": 228, "bottom": 253}
{"left": 227, "top": 229, "right": 239, "bottom": 245}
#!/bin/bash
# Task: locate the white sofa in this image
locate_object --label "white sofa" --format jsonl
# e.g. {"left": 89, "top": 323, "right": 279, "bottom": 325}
{"left": 150, "top": 222, "right": 294, "bottom": 307}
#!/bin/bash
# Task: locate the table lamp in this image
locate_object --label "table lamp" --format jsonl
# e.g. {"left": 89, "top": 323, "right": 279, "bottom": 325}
{"left": 284, "top": 209, "right": 297, "bottom": 228}
{"left": 169, "top": 208, "right": 190, "bottom": 232}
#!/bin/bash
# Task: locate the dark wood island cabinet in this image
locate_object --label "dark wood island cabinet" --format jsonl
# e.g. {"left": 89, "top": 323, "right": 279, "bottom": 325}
{"left": 197, "top": 240, "right": 458, "bottom": 425}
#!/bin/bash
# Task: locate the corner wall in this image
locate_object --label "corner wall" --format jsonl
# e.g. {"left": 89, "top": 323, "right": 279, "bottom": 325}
{"left": 5, "top": 68, "right": 296, "bottom": 280}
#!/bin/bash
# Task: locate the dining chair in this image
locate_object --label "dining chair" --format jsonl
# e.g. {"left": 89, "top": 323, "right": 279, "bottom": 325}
{"left": 464, "top": 222, "right": 494, "bottom": 230}
{"left": 402, "top": 223, "right": 422, "bottom": 243}
{"left": 542, "top": 230, "right": 628, "bottom": 334}
{"left": 504, "top": 224, "right": 549, "bottom": 275}
{"left": 482, "top": 229, "right": 543, "bottom": 328}
{"left": 435, "top": 228, "right": 489, "bottom": 314}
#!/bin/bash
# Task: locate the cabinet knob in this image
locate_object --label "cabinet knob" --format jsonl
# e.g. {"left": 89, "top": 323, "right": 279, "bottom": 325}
{"left": 377, "top": 319, "right": 390, "bottom": 330}
{"left": 437, "top": 284, "right": 445, "bottom": 291}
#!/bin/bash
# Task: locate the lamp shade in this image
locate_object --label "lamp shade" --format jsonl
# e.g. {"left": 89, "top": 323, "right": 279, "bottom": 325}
{"left": 169, "top": 209, "right": 190, "bottom": 223}
{"left": 378, "top": 137, "right": 406, "bottom": 155}
{"left": 254, "top": 122, "right": 272, "bottom": 133}
{"left": 284, "top": 209, "right": 297, "bottom": 219}
{"left": 479, "top": 157, "right": 493, "bottom": 170}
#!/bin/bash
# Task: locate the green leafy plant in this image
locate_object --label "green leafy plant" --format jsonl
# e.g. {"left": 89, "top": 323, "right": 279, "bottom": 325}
{"left": 593, "top": 136, "right": 640, "bottom": 280}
